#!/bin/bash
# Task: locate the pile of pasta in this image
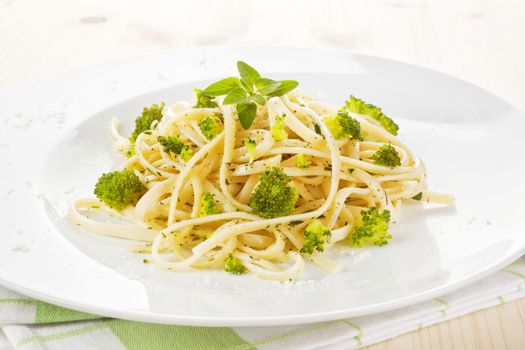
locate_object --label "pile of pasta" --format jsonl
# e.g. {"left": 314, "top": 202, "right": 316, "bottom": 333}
{"left": 69, "top": 89, "right": 453, "bottom": 281}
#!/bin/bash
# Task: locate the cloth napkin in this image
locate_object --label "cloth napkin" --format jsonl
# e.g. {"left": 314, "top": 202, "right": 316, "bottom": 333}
{"left": 1, "top": 257, "right": 524, "bottom": 350}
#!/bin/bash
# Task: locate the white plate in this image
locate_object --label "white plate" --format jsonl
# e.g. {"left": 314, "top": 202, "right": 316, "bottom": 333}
{"left": 1, "top": 47, "right": 524, "bottom": 327}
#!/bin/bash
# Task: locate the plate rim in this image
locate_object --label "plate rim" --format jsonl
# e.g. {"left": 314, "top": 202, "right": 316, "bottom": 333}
{"left": 1, "top": 44, "right": 523, "bottom": 113}
{"left": 1, "top": 245, "right": 524, "bottom": 327}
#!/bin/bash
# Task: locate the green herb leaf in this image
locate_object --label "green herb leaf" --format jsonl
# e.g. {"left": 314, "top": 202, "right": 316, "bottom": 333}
{"left": 202, "top": 62, "right": 300, "bottom": 130}
{"left": 237, "top": 61, "right": 260, "bottom": 85}
{"left": 250, "top": 94, "right": 266, "bottom": 105}
{"left": 412, "top": 192, "right": 423, "bottom": 200}
{"left": 225, "top": 91, "right": 266, "bottom": 107}
{"left": 204, "top": 77, "right": 241, "bottom": 96}
{"left": 240, "top": 78, "right": 254, "bottom": 94}
{"left": 255, "top": 78, "right": 281, "bottom": 95}
{"left": 267, "top": 80, "right": 299, "bottom": 96}
{"left": 223, "top": 87, "right": 248, "bottom": 105}
{"left": 237, "top": 102, "right": 257, "bottom": 129}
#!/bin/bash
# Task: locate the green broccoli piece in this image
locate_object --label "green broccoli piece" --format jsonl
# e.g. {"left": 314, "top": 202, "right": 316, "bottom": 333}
{"left": 180, "top": 146, "right": 193, "bottom": 161}
{"left": 125, "top": 144, "right": 135, "bottom": 158}
{"left": 350, "top": 207, "right": 392, "bottom": 247}
{"left": 296, "top": 153, "right": 311, "bottom": 168}
{"left": 157, "top": 135, "right": 185, "bottom": 154}
{"left": 245, "top": 138, "right": 256, "bottom": 163}
{"left": 200, "top": 192, "right": 220, "bottom": 216}
{"left": 198, "top": 115, "right": 220, "bottom": 140}
{"left": 130, "top": 103, "right": 165, "bottom": 143}
{"left": 94, "top": 170, "right": 146, "bottom": 210}
{"left": 300, "top": 220, "right": 331, "bottom": 254}
{"left": 345, "top": 96, "right": 399, "bottom": 136}
{"left": 270, "top": 113, "right": 288, "bottom": 141}
{"left": 249, "top": 167, "right": 298, "bottom": 218}
{"left": 193, "top": 89, "right": 218, "bottom": 108}
{"left": 373, "top": 144, "right": 401, "bottom": 168}
{"left": 157, "top": 135, "right": 193, "bottom": 161}
{"left": 224, "top": 253, "right": 246, "bottom": 275}
{"left": 323, "top": 110, "right": 363, "bottom": 140}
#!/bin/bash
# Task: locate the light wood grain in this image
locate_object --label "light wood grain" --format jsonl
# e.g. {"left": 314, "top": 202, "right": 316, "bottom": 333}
{"left": 1, "top": 0, "right": 524, "bottom": 349}
{"left": 366, "top": 299, "right": 525, "bottom": 350}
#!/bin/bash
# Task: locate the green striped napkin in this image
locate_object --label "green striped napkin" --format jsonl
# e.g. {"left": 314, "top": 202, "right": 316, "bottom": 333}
{"left": 2, "top": 257, "right": 524, "bottom": 350}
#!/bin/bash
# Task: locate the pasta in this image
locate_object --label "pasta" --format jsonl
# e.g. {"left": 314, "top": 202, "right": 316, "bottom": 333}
{"left": 69, "top": 63, "right": 454, "bottom": 281}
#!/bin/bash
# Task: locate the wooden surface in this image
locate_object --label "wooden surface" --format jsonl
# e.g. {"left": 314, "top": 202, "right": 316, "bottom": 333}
{"left": 1, "top": 0, "right": 524, "bottom": 349}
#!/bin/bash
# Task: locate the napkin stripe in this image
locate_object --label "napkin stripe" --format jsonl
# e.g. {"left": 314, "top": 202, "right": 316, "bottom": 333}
{"left": 0, "top": 298, "right": 34, "bottom": 306}
{"left": 434, "top": 298, "right": 450, "bottom": 316}
{"left": 502, "top": 268, "right": 525, "bottom": 281}
{"left": 248, "top": 321, "right": 340, "bottom": 348}
{"left": 16, "top": 322, "right": 107, "bottom": 347}
{"left": 340, "top": 320, "right": 362, "bottom": 346}
{"left": 105, "top": 319, "right": 255, "bottom": 350}
{"left": 34, "top": 301, "right": 97, "bottom": 324}
{"left": 0, "top": 298, "right": 97, "bottom": 324}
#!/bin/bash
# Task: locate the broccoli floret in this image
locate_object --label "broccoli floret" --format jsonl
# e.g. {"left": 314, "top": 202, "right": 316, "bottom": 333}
{"left": 94, "top": 170, "right": 145, "bottom": 210}
{"left": 249, "top": 167, "right": 298, "bottom": 218}
{"left": 245, "top": 138, "right": 256, "bottom": 163}
{"left": 180, "top": 146, "right": 193, "bottom": 161}
{"left": 296, "top": 153, "right": 311, "bottom": 168}
{"left": 345, "top": 96, "right": 399, "bottom": 136}
{"left": 157, "top": 135, "right": 193, "bottom": 161}
{"left": 300, "top": 220, "right": 331, "bottom": 254}
{"left": 157, "top": 135, "right": 184, "bottom": 154}
{"left": 193, "top": 89, "right": 218, "bottom": 108}
{"left": 350, "top": 208, "right": 392, "bottom": 247}
{"left": 198, "top": 115, "right": 221, "bottom": 140}
{"left": 200, "top": 192, "right": 220, "bottom": 216}
{"left": 130, "top": 103, "right": 165, "bottom": 143}
{"left": 125, "top": 145, "right": 135, "bottom": 158}
{"left": 270, "top": 113, "right": 288, "bottom": 141}
{"left": 373, "top": 144, "right": 401, "bottom": 168}
{"left": 323, "top": 110, "right": 363, "bottom": 141}
{"left": 224, "top": 253, "right": 246, "bottom": 275}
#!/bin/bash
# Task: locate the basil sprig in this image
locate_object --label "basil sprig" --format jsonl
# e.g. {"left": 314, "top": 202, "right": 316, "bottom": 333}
{"left": 203, "top": 61, "right": 299, "bottom": 129}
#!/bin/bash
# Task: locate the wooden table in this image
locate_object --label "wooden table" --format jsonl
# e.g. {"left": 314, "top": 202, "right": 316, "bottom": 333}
{"left": 1, "top": 0, "right": 524, "bottom": 348}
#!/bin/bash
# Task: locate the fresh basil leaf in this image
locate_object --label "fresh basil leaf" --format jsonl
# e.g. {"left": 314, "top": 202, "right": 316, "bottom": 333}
{"left": 223, "top": 87, "right": 248, "bottom": 105}
{"left": 240, "top": 78, "right": 254, "bottom": 94}
{"left": 250, "top": 94, "right": 266, "bottom": 105}
{"left": 237, "top": 102, "right": 257, "bottom": 129}
{"left": 254, "top": 77, "right": 277, "bottom": 89}
{"left": 255, "top": 78, "right": 282, "bottom": 95}
{"left": 267, "top": 80, "right": 299, "bottom": 97}
{"left": 204, "top": 77, "right": 241, "bottom": 96}
{"left": 237, "top": 61, "right": 260, "bottom": 85}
